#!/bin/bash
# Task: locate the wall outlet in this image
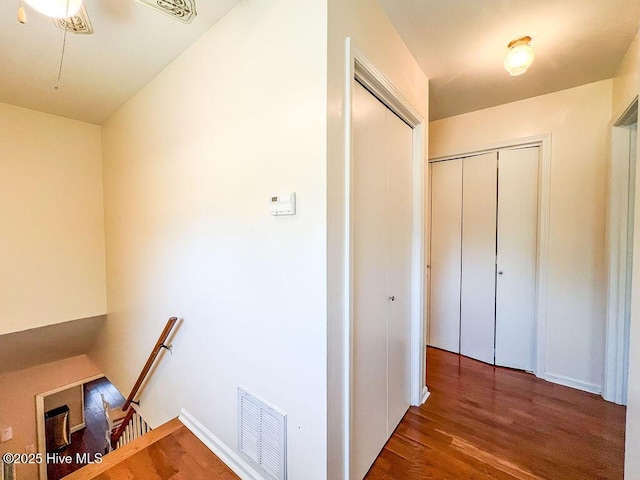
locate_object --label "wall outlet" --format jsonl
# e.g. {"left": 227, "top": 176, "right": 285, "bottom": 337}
{"left": 0, "top": 426, "right": 12, "bottom": 443}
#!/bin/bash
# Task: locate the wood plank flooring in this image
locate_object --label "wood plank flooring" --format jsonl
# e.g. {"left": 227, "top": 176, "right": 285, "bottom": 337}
{"left": 62, "top": 418, "right": 239, "bottom": 480}
{"left": 365, "top": 347, "right": 626, "bottom": 480}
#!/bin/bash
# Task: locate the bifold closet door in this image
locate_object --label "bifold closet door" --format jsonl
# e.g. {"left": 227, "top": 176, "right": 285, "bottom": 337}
{"left": 429, "top": 159, "right": 462, "bottom": 353}
{"left": 352, "top": 81, "right": 389, "bottom": 480}
{"left": 495, "top": 147, "right": 539, "bottom": 371}
{"left": 386, "top": 108, "right": 413, "bottom": 431}
{"left": 352, "top": 81, "right": 413, "bottom": 480}
{"left": 460, "top": 153, "right": 497, "bottom": 364}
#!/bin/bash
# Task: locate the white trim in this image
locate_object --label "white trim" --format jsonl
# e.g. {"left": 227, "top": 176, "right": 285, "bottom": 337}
{"left": 604, "top": 99, "right": 638, "bottom": 405}
{"left": 427, "top": 134, "right": 552, "bottom": 379}
{"left": 344, "top": 37, "right": 427, "bottom": 480}
{"left": 420, "top": 386, "right": 431, "bottom": 404}
{"left": 342, "top": 38, "right": 354, "bottom": 480}
{"left": 179, "top": 409, "right": 264, "bottom": 480}
{"left": 430, "top": 135, "right": 548, "bottom": 162}
{"left": 36, "top": 373, "right": 104, "bottom": 480}
{"left": 70, "top": 423, "right": 86, "bottom": 434}
{"left": 543, "top": 372, "right": 602, "bottom": 395}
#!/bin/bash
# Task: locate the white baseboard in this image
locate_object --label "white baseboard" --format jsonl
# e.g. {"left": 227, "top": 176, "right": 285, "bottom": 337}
{"left": 179, "top": 409, "right": 264, "bottom": 480}
{"left": 71, "top": 422, "right": 85, "bottom": 434}
{"left": 543, "top": 372, "right": 602, "bottom": 394}
{"left": 421, "top": 386, "right": 431, "bottom": 404}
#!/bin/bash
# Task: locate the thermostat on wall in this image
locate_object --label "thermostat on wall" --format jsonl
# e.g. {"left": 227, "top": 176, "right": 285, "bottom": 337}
{"left": 270, "top": 192, "right": 296, "bottom": 216}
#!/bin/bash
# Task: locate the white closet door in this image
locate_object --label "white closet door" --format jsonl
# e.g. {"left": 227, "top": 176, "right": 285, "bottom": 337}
{"left": 386, "top": 110, "right": 413, "bottom": 432}
{"left": 429, "top": 159, "right": 462, "bottom": 353}
{"left": 495, "top": 147, "right": 539, "bottom": 371}
{"left": 352, "top": 81, "right": 389, "bottom": 480}
{"left": 460, "top": 153, "right": 497, "bottom": 364}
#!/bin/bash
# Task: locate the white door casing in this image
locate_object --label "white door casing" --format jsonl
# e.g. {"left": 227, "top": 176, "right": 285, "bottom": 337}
{"left": 344, "top": 39, "right": 426, "bottom": 480}
{"left": 605, "top": 97, "right": 638, "bottom": 405}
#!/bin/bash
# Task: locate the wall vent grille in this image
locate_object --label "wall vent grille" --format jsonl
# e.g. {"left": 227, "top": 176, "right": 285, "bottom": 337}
{"left": 1, "top": 459, "right": 15, "bottom": 480}
{"left": 238, "top": 387, "right": 287, "bottom": 480}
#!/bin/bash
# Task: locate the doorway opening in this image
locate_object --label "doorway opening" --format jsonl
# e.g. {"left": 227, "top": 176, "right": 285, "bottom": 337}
{"left": 36, "top": 375, "right": 125, "bottom": 480}
{"left": 427, "top": 135, "right": 551, "bottom": 380}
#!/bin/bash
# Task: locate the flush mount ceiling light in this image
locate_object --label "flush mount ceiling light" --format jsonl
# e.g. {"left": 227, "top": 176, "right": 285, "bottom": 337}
{"left": 504, "top": 36, "right": 534, "bottom": 76}
{"left": 23, "top": 0, "right": 83, "bottom": 19}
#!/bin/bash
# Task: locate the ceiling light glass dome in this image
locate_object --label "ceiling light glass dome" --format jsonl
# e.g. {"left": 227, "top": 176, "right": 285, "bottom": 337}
{"left": 24, "top": 0, "right": 83, "bottom": 18}
{"left": 504, "top": 36, "right": 535, "bottom": 76}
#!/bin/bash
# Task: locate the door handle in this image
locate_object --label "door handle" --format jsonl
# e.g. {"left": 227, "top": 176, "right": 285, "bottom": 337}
{"left": 498, "top": 271, "right": 504, "bottom": 275}
{"left": 389, "top": 296, "right": 395, "bottom": 301}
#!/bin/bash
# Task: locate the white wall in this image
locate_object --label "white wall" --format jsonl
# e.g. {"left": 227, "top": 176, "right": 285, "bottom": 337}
{"left": 0, "top": 103, "right": 106, "bottom": 335}
{"left": 326, "top": 1, "right": 428, "bottom": 477}
{"left": 0, "top": 355, "right": 100, "bottom": 480}
{"left": 93, "top": 1, "right": 329, "bottom": 478}
{"left": 430, "top": 80, "right": 612, "bottom": 392}
{"left": 619, "top": 28, "right": 640, "bottom": 480}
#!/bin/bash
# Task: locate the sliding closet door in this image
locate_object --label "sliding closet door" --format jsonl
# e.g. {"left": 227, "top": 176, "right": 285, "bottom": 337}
{"left": 352, "top": 81, "right": 388, "bottom": 480}
{"left": 460, "top": 153, "right": 497, "bottom": 364}
{"left": 429, "top": 160, "right": 462, "bottom": 353}
{"left": 386, "top": 111, "right": 413, "bottom": 432}
{"left": 495, "top": 147, "right": 539, "bottom": 371}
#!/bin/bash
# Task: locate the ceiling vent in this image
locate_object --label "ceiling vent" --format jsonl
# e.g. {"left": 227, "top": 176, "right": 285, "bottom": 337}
{"left": 54, "top": 4, "right": 93, "bottom": 34}
{"left": 135, "top": 0, "right": 197, "bottom": 24}
{"left": 238, "top": 387, "right": 287, "bottom": 480}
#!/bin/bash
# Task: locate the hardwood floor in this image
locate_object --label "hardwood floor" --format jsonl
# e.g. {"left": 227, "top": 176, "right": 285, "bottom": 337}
{"left": 365, "top": 347, "right": 626, "bottom": 480}
{"left": 62, "top": 418, "right": 239, "bottom": 480}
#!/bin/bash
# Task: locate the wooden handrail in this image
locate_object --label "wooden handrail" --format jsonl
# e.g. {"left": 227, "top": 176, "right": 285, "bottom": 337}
{"left": 110, "top": 407, "right": 136, "bottom": 450}
{"left": 122, "top": 317, "right": 178, "bottom": 411}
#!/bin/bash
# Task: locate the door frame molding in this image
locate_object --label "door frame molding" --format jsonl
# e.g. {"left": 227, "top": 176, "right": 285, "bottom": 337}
{"left": 35, "top": 373, "right": 104, "bottom": 480}
{"left": 429, "top": 134, "right": 552, "bottom": 379}
{"left": 604, "top": 97, "right": 638, "bottom": 404}
{"left": 343, "top": 38, "right": 427, "bottom": 479}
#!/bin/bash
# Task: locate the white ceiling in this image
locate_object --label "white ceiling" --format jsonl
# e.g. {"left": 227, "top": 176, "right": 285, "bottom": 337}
{"left": 0, "top": 1, "right": 637, "bottom": 124}
{"left": 377, "top": 0, "right": 640, "bottom": 120}
{"left": 0, "top": 0, "right": 240, "bottom": 124}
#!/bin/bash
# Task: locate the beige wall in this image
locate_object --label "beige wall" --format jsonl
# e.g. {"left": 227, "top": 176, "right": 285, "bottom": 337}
{"left": 620, "top": 27, "right": 640, "bottom": 480}
{"left": 430, "top": 80, "right": 612, "bottom": 391}
{"left": 93, "top": 0, "right": 329, "bottom": 478}
{"left": 613, "top": 31, "right": 639, "bottom": 122}
{"left": 44, "top": 385, "right": 84, "bottom": 431}
{"left": 0, "top": 102, "right": 107, "bottom": 335}
{"left": 0, "top": 355, "right": 100, "bottom": 480}
{"left": 326, "top": 0, "right": 428, "bottom": 477}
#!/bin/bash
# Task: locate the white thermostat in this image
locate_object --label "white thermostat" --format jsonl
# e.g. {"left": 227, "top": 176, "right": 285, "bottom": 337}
{"left": 270, "top": 192, "right": 296, "bottom": 216}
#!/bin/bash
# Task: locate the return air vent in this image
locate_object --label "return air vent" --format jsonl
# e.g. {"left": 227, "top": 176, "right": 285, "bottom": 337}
{"left": 135, "top": 0, "right": 197, "bottom": 23}
{"left": 1, "top": 459, "right": 15, "bottom": 480}
{"left": 238, "top": 387, "right": 287, "bottom": 480}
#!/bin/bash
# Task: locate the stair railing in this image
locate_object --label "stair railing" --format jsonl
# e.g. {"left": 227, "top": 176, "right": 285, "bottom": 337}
{"left": 110, "top": 316, "right": 178, "bottom": 449}
{"left": 122, "top": 316, "right": 178, "bottom": 411}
